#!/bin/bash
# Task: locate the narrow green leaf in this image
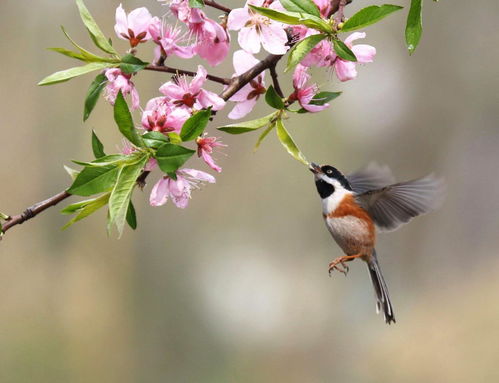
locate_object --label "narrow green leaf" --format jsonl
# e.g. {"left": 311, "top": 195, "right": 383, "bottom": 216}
{"left": 47, "top": 47, "right": 86, "bottom": 61}
{"left": 218, "top": 113, "right": 276, "bottom": 134}
{"left": 333, "top": 39, "right": 357, "bottom": 62}
{"left": 275, "top": 119, "right": 308, "bottom": 165}
{"left": 286, "top": 33, "right": 327, "bottom": 72}
{"left": 126, "top": 202, "right": 137, "bottom": 230}
{"left": 254, "top": 122, "right": 276, "bottom": 152}
{"left": 340, "top": 4, "right": 403, "bottom": 32}
{"left": 84, "top": 74, "right": 107, "bottom": 121}
{"left": 0, "top": 212, "right": 9, "bottom": 220}
{"left": 280, "top": 0, "right": 320, "bottom": 17}
{"left": 180, "top": 108, "right": 212, "bottom": 141}
{"left": 155, "top": 143, "right": 196, "bottom": 174}
{"left": 120, "top": 54, "right": 149, "bottom": 75}
{"left": 38, "top": 62, "right": 112, "bottom": 86}
{"left": 73, "top": 154, "right": 129, "bottom": 168}
{"left": 62, "top": 193, "right": 110, "bottom": 229}
{"left": 143, "top": 131, "right": 168, "bottom": 149}
{"left": 405, "top": 0, "right": 423, "bottom": 54}
{"left": 249, "top": 5, "right": 332, "bottom": 33}
{"left": 168, "top": 132, "right": 182, "bottom": 144}
{"left": 265, "top": 85, "right": 285, "bottom": 109}
{"left": 189, "top": 0, "right": 205, "bottom": 8}
{"left": 61, "top": 198, "right": 99, "bottom": 214}
{"left": 64, "top": 165, "right": 80, "bottom": 180}
{"left": 60, "top": 26, "right": 118, "bottom": 63}
{"left": 91, "top": 130, "right": 106, "bottom": 158}
{"left": 114, "top": 91, "right": 144, "bottom": 147}
{"left": 109, "top": 157, "right": 147, "bottom": 237}
{"left": 297, "top": 91, "right": 341, "bottom": 113}
{"left": 76, "top": 0, "right": 119, "bottom": 55}
{"left": 68, "top": 165, "right": 119, "bottom": 196}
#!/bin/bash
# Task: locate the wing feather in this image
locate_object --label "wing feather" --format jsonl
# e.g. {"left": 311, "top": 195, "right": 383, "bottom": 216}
{"left": 356, "top": 174, "right": 445, "bottom": 231}
{"left": 347, "top": 162, "right": 396, "bottom": 194}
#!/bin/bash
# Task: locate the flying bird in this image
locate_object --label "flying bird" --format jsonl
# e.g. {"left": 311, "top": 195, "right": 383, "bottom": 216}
{"left": 310, "top": 162, "right": 444, "bottom": 324}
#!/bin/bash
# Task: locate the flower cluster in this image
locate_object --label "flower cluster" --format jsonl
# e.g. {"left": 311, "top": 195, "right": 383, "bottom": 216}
{"left": 98, "top": 0, "right": 376, "bottom": 210}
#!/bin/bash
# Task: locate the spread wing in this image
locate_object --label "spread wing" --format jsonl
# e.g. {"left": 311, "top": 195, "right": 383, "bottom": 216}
{"left": 356, "top": 174, "right": 445, "bottom": 232}
{"left": 347, "top": 162, "right": 396, "bottom": 194}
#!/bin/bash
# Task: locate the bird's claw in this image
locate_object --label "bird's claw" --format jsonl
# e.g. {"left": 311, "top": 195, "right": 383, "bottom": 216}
{"left": 328, "top": 258, "right": 349, "bottom": 276}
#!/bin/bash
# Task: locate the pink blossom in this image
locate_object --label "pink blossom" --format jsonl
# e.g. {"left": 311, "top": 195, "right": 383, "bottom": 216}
{"left": 228, "top": 50, "right": 266, "bottom": 119}
{"left": 312, "top": 0, "right": 332, "bottom": 18}
{"left": 333, "top": 32, "right": 376, "bottom": 82}
{"left": 196, "top": 134, "right": 226, "bottom": 173}
{"left": 104, "top": 68, "right": 140, "bottom": 110}
{"left": 289, "top": 64, "right": 328, "bottom": 112}
{"left": 228, "top": 0, "right": 289, "bottom": 55}
{"left": 141, "top": 97, "right": 191, "bottom": 134}
{"left": 159, "top": 65, "right": 225, "bottom": 111}
{"left": 149, "top": 22, "right": 195, "bottom": 61}
{"left": 114, "top": 4, "right": 154, "bottom": 47}
{"left": 149, "top": 168, "right": 215, "bottom": 208}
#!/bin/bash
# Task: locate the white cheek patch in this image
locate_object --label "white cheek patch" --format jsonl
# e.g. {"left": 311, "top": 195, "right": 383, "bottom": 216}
{"left": 321, "top": 179, "right": 352, "bottom": 215}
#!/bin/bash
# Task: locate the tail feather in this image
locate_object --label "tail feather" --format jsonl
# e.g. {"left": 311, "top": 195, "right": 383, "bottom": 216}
{"left": 367, "top": 249, "right": 396, "bottom": 324}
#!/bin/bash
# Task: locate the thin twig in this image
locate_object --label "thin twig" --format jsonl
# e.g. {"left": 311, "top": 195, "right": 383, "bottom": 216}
{"left": 1, "top": 190, "right": 71, "bottom": 235}
{"left": 203, "top": 1, "right": 232, "bottom": 13}
{"left": 269, "top": 64, "right": 284, "bottom": 98}
{"left": 145, "top": 65, "right": 231, "bottom": 85}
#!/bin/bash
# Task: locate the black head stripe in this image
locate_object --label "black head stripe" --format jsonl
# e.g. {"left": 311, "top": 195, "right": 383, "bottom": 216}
{"left": 321, "top": 165, "right": 352, "bottom": 191}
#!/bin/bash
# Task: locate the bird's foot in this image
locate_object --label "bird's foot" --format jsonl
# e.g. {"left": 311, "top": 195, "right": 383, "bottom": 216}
{"left": 328, "top": 254, "right": 363, "bottom": 276}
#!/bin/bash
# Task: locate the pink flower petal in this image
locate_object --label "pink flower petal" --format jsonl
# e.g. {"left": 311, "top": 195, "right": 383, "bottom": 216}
{"left": 335, "top": 59, "right": 358, "bottom": 82}
{"left": 196, "top": 90, "right": 226, "bottom": 111}
{"left": 227, "top": 8, "right": 250, "bottom": 30}
{"left": 201, "top": 150, "right": 222, "bottom": 173}
{"left": 181, "top": 169, "right": 216, "bottom": 183}
{"left": 238, "top": 26, "right": 261, "bottom": 54}
{"left": 190, "top": 65, "right": 208, "bottom": 94}
{"left": 344, "top": 32, "right": 366, "bottom": 47}
{"left": 228, "top": 98, "right": 257, "bottom": 119}
{"left": 127, "top": 7, "right": 153, "bottom": 38}
{"left": 159, "top": 83, "right": 185, "bottom": 100}
{"left": 260, "top": 24, "right": 288, "bottom": 55}
{"left": 351, "top": 44, "right": 376, "bottom": 63}
{"left": 150, "top": 177, "right": 169, "bottom": 206}
{"left": 233, "top": 50, "right": 260, "bottom": 75}
{"left": 114, "top": 4, "right": 128, "bottom": 38}
{"left": 229, "top": 84, "right": 252, "bottom": 102}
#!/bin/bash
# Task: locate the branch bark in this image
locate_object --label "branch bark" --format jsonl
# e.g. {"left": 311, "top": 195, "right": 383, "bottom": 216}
{"left": 203, "top": 1, "right": 231, "bottom": 13}
{"left": 145, "top": 65, "right": 231, "bottom": 85}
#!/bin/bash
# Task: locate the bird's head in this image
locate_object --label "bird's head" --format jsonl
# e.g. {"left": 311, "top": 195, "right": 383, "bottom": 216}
{"left": 309, "top": 163, "right": 352, "bottom": 199}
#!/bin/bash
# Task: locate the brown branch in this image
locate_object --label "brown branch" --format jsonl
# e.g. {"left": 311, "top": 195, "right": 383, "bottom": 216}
{"left": 329, "top": 0, "right": 352, "bottom": 18}
{"left": 203, "top": 1, "right": 231, "bottom": 13}
{"left": 145, "top": 65, "right": 231, "bottom": 85}
{"left": 1, "top": 190, "right": 71, "bottom": 235}
{"left": 269, "top": 64, "right": 284, "bottom": 98}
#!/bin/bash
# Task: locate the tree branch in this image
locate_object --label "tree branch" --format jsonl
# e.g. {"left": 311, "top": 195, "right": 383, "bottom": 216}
{"left": 145, "top": 65, "right": 231, "bottom": 85}
{"left": 269, "top": 64, "right": 284, "bottom": 98}
{"left": 203, "top": 1, "right": 231, "bottom": 13}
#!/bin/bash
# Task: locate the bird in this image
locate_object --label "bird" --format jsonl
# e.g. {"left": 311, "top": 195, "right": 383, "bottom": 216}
{"left": 309, "top": 162, "right": 444, "bottom": 324}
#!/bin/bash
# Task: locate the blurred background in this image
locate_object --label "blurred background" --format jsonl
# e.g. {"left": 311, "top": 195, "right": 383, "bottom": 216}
{"left": 1, "top": 0, "right": 499, "bottom": 382}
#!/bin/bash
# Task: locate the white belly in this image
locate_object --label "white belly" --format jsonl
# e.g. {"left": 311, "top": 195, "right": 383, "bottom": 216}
{"left": 326, "top": 216, "right": 371, "bottom": 255}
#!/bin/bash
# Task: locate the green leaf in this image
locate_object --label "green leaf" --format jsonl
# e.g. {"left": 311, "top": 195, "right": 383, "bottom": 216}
{"left": 126, "top": 202, "right": 137, "bottom": 230}
{"left": 61, "top": 193, "right": 110, "bottom": 229}
{"left": 249, "top": 5, "right": 332, "bottom": 33}
{"left": 286, "top": 33, "right": 327, "bottom": 72}
{"left": 76, "top": 0, "right": 119, "bottom": 56}
{"left": 68, "top": 165, "right": 119, "bottom": 196}
{"left": 180, "top": 108, "right": 212, "bottom": 141}
{"left": 142, "top": 131, "right": 168, "bottom": 149}
{"left": 333, "top": 39, "right": 357, "bottom": 62}
{"left": 340, "top": 4, "right": 403, "bottom": 32}
{"left": 73, "top": 154, "right": 129, "bottom": 167}
{"left": 265, "top": 85, "right": 285, "bottom": 109}
{"left": 218, "top": 113, "right": 276, "bottom": 134}
{"left": 189, "top": 0, "right": 205, "bottom": 8}
{"left": 109, "top": 157, "right": 147, "bottom": 237}
{"left": 59, "top": 26, "right": 118, "bottom": 63}
{"left": 38, "top": 62, "right": 112, "bottom": 86}
{"left": 0, "top": 212, "right": 9, "bottom": 220}
{"left": 47, "top": 47, "right": 87, "bottom": 61}
{"left": 275, "top": 119, "right": 308, "bottom": 165}
{"left": 168, "top": 132, "right": 182, "bottom": 144}
{"left": 120, "top": 54, "right": 149, "bottom": 75}
{"left": 406, "top": 0, "right": 423, "bottom": 54}
{"left": 254, "top": 122, "right": 276, "bottom": 152}
{"left": 114, "top": 91, "right": 144, "bottom": 147}
{"left": 64, "top": 165, "right": 80, "bottom": 181}
{"left": 297, "top": 91, "right": 341, "bottom": 113}
{"left": 91, "top": 130, "right": 106, "bottom": 158}
{"left": 84, "top": 73, "right": 107, "bottom": 121}
{"left": 280, "top": 0, "right": 320, "bottom": 17}
{"left": 155, "top": 143, "right": 196, "bottom": 174}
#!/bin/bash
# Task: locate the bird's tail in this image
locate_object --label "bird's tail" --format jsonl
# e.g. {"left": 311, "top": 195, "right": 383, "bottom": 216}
{"left": 367, "top": 249, "right": 396, "bottom": 324}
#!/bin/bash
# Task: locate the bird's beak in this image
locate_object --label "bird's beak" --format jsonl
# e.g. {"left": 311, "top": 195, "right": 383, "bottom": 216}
{"left": 309, "top": 162, "right": 322, "bottom": 174}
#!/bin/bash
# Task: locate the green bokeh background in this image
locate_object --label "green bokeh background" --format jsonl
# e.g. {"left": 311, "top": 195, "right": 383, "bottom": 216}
{"left": 1, "top": 1, "right": 499, "bottom": 382}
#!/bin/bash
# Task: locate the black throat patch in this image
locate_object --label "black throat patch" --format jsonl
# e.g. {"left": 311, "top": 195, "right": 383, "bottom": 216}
{"left": 315, "top": 179, "right": 335, "bottom": 199}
